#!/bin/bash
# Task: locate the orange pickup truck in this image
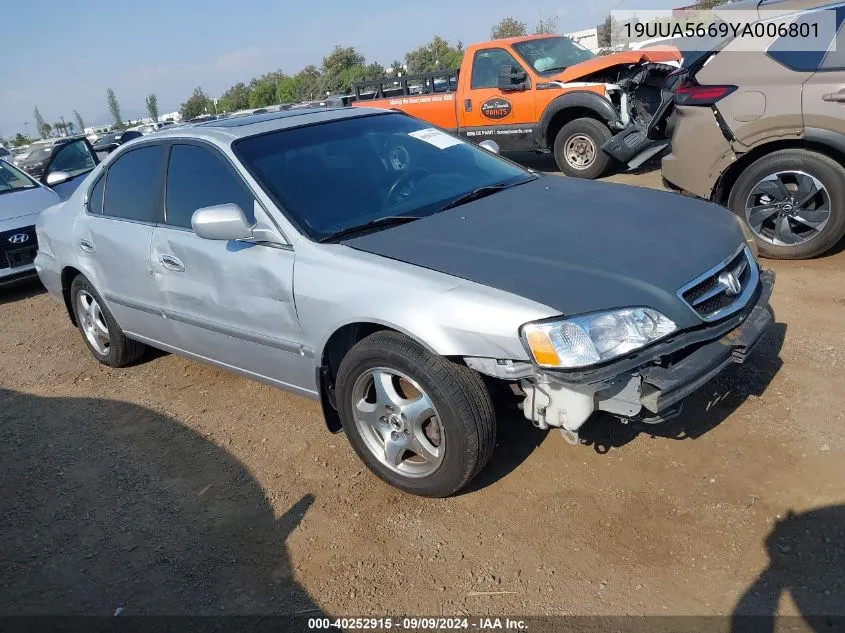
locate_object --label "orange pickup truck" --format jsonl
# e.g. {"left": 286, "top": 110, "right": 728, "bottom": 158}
{"left": 347, "top": 34, "right": 681, "bottom": 179}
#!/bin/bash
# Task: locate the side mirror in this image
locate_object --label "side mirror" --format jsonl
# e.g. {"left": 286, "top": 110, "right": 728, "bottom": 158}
{"left": 192, "top": 204, "right": 254, "bottom": 241}
{"left": 498, "top": 65, "right": 528, "bottom": 92}
{"left": 479, "top": 140, "right": 500, "bottom": 154}
{"left": 45, "top": 171, "right": 73, "bottom": 186}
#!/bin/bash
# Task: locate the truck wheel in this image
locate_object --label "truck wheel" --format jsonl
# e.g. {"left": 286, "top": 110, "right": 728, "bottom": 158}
{"left": 70, "top": 275, "right": 146, "bottom": 367}
{"left": 335, "top": 331, "right": 496, "bottom": 498}
{"left": 553, "top": 118, "right": 613, "bottom": 179}
{"left": 727, "top": 149, "right": 845, "bottom": 259}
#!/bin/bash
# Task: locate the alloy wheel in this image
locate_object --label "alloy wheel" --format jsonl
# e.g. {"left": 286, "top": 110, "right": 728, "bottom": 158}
{"left": 77, "top": 291, "right": 110, "bottom": 356}
{"left": 351, "top": 367, "right": 445, "bottom": 478}
{"left": 744, "top": 171, "right": 831, "bottom": 246}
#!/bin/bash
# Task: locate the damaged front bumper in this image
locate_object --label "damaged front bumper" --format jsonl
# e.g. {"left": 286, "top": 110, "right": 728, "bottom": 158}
{"left": 517, "top": 269, "right": 775, "bottom": 433}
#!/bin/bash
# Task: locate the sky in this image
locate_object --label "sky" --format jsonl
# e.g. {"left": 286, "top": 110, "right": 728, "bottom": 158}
{"left": 2, "top": 0, "right": 680, "bottom": 138}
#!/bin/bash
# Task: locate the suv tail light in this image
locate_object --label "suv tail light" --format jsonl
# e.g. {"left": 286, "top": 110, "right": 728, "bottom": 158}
{"left": 674, "top": 83, "right": 737, "bottom": 106}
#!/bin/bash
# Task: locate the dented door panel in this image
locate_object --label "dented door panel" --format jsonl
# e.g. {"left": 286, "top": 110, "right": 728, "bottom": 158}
{"left": 149, "top": 227, "right": 313, "bottom": 395}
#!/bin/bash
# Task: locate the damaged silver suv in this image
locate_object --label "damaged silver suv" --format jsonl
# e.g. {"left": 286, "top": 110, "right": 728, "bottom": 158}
{"left": 35, "top": 108, "right": 774, "bottom": 497}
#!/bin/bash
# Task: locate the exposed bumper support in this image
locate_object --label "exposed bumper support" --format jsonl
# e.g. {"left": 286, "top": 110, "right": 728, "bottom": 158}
{"left": 520, "top": 269, "right": 775, "bottom": 431}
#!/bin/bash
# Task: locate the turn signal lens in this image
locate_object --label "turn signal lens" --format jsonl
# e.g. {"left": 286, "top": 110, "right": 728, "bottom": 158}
{"left": 525, "top": 329, "right": 561, "bottom": 366}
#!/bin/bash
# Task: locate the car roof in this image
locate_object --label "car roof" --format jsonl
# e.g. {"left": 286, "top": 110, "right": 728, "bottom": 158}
{"left": 150, "top": 106, "right": 387, "bottom": 143}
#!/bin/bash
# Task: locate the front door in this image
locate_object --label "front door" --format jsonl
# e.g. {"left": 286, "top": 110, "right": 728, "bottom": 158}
{"left": 802, "top": 7, "right": 845, "bottom": 140}
{"left": 458, "top": 47, "right": 537, "bottom": 151}
{"left": 149, "top": 142, "right": 311, "bottom": 395}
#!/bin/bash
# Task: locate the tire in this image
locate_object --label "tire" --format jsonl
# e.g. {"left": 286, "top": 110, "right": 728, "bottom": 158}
{"left": 553, "top": 117, "right": 613, "bottom": 179}
{"left": 70, "top": 275, "right": 146, "bottom": 367}
{"left": 728, "top": 149, "right": 845, "bottom": 259}
{"left": 335, "top": 331, "right": 496, "bottom": 497}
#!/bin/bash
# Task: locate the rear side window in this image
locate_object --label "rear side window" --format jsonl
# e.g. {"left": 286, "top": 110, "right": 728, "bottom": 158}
{"left": 88, "top": 174, "right": 105, "bottom": 214}
{"left": 102, "top": 145, "right": 163, "bottom": 222}
{"left": 165, "top": 144, "right": 254, "bottom": 229}
{"left": 767, "top": 6, "right": 845, "bottom": 71}
{"left": 821, "top": 9, "right": 845, "bottom": 69}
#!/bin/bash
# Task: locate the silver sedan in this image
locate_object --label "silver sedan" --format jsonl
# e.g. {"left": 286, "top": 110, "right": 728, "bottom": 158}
{"left": 35, "top": 108, "right": 773, "bottom": 496}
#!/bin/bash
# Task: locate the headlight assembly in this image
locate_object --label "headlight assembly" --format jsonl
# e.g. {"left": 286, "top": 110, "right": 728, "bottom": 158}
{"left": 521, "top": 308, "right": 678, "bottom": 369}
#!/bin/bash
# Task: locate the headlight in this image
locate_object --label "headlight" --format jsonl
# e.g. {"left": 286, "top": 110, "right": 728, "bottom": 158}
{"left": 521, "top": 308, "right": 678, "bottom": 369}
{"left": 736, "top": 215, "right": 759, "bottom": 259}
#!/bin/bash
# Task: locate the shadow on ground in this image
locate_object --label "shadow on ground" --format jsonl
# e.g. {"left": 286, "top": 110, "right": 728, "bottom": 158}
{"left": 0, "top": 388, "right": 321, "bottom": 616}
{"left": 0, "top": 279, "right": 45, "bottom": 306}
{"left": 577, "top": 321, "right": 784, "bottom": 454}
{"left": 732, "top": 504, "right": 845, "bottom": 630}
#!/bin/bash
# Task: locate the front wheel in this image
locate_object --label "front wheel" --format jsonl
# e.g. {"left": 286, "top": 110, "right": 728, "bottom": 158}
{"left": 335, "top": 331, "right": 496, "bottom": 497}
{"left": 553, "top": 117, "right": 613, "bottom": 179}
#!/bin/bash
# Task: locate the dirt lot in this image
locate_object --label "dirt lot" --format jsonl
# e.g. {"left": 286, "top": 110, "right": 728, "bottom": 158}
{"left": 1, "top": 163, "right": 843, "bottom": 620}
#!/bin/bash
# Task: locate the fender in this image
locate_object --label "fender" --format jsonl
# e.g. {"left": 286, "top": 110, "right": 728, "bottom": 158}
{"left": 537, "top": 90, "right": 623, "bottom": 146}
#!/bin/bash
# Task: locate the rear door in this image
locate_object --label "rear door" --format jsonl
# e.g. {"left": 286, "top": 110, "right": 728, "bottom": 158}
{"left": 458, "top": 46, "right": 537, "bottom": 150}
{"left": 149, "top": 141, "right": 311, "bottom": 393}
{"left": 73, "top": 143, "right": 165, "bottom": 338}
{"left": 802, "top": 6, "right": 845, "bottom": 141}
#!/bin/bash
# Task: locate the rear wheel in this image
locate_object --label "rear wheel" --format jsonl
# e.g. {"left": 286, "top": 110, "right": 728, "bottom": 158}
{"left": 553, "top": 117, "right": 613, "bottom": 179}
{"left": 335, "top": 331, "right": 495, "bottom": 497}
{"left": 70, "top": 275, "right": 146, "bottom": 367}
{"left": 728, "top": 149, "right": 845, "bottom": 259}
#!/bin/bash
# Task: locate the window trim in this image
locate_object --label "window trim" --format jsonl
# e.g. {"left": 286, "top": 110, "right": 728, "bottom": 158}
{"left": 470, "top": 47, "right": 531, "bottom": 90}
{"left": 85, "top": 170, "right": 106, "bottom": 215}
{"left": 92, "top": 142, "right": 167, "bottom": 225}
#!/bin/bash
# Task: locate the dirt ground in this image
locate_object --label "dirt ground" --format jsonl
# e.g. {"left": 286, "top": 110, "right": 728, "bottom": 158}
{"left": 1, "top": 161, "right": 844, "bottom": 621}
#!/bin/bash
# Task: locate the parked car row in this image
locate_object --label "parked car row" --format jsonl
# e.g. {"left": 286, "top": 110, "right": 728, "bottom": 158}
{"left": 24, "top": 108, "right": 774, "bottom": 498}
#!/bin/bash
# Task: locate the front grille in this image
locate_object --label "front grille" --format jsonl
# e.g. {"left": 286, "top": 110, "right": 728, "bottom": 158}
{"left": 679, "top": 245, "right": 758, "bottom": 322}
{"left": 0, "top": 225, "right": 38, "bottom": 270}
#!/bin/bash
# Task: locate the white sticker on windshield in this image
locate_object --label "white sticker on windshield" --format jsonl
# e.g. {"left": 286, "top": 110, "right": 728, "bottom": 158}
{"left": 408, "top": 128, "right": 464, "bottom": 149}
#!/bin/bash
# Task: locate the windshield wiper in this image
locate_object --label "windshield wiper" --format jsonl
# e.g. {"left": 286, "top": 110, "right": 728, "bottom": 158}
{"left": 319, "top": 215, "right": 422, "bottom": 243}
{"left": 439, "top": 178, "right": 534, "bottom": 212}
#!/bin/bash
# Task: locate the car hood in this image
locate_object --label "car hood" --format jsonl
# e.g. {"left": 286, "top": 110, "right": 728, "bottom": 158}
{"left": 552, "top": 47, "right": 681, "bottom": 83}
{"left": 0, "top": 186, "right": 61, "bottom": 230}
{"left": 343, "top": 177, "right": 745, "bottom": 329}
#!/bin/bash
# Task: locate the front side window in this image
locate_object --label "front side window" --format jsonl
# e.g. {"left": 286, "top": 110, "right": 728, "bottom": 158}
{"left": 102, "top": 145, "right": 163, "bottom": 222}
{"left": 49, "top": 140, "right": 97, "bottom": 177}
{"left": 471, "top": 48, "right": 524, "bottom": 89}
{"left": 0, "top": 160, "right": 37, "bottom": 194}
{"left": 234, "top": 112, "right": 533, "bottom": 241}
{"left": 512, "top": 36, "right": 595, "bottom": 74}
{"left": 165, "top": 144, "right": 254, "bottom": 229}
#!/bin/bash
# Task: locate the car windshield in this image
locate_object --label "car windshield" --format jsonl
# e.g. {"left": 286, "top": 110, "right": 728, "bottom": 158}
{"left": 0, "top": 160, "right": 38, "bottom": 194}
{"left": 26, "top": 147, "right": 51, "bottom": 161}
{"left": 512, "top": 36, "right": 596, "bottom": 73}
{"left": 234, "top": 113, "right": 533, "bottom": 241}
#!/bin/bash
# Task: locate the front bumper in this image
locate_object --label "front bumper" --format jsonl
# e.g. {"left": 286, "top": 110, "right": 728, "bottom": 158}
{"left": 520, "top": 269, "right": 775, "bottom": 430}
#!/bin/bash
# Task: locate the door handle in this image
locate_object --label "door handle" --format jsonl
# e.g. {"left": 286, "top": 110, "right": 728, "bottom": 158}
{"left": 79, "top": 239, "right": 95, "bottom": 253}
{"left": 464, "top": 98, "right": 472, "bottom": 112}
{"left": 822, "top": 91, "right": 845, "bottom": 103}
{"left": 159, "top": 254, "right": 185, "bottom": 272}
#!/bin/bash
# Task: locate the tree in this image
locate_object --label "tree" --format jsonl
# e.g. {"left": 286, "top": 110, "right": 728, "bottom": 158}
{"left": 491, "top": 17, "right": 527, "bottom": 39}
{"left": 276, "top": 75, "right": 300, "bottom": 104}
{"left": 145, "top": 93, "right": 159, "bottom": 122}
{"left": 535, "top": 15, "right": 558, "bottom": 35}
{"left": 405, "top": 36, "right": 463, "bottom": 73}
{"left": 106, "top": 88, "right": 124, "bottom": 129}
{"left": 390, "top": 60, "right": 404, "bottom": 76}
{"left": 12, "top": 133, "right": 30, "bottom": 147}
{"left": 73, "top": 110, "right": 86, "bottom": 133}
{"left": 33, "top": 106, "right": 48, "bottom": 139}
{"left": 219, "top": 82, "right": 250, "bottom": 112}
{"left": 695, "top": 0, "right": 727, "bottom": 7}
{"left": 597, "top": 15, "right": 626, "bottom": 49}
{"left": 52, "top": 121, "right": 67, "bottom": 137}
{"left": 180, "top": 87, "right": 211, "bottom": 120}
{"left": 320, "top": 46, "right": 366, "bottom": 94}
{"left": 248, "top": 71, "right": 286, "bottom": 108}
{"left": 293, "top": 65, "right": 321, "bottom": 101}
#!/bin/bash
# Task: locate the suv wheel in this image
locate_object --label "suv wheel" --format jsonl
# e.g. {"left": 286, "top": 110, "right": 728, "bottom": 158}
{"left": 70, "top": 275, "right": 146, "bottom": 367}
{"left": 728, "top": 149, "right": 845, "bottom": 259}
{"left": 335, "top": 331, "right": 495, "bottom": 497}
{"left": 553, "top": 118, "right": 613, "bottom": 179}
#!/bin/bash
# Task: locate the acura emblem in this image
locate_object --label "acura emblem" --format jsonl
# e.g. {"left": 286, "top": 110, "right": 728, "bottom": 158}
{"left": 718, "top": 271, "right": 742, "bottom": 296}
{"left": 8, "top": 233, "right": 29, "bottom": 244}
